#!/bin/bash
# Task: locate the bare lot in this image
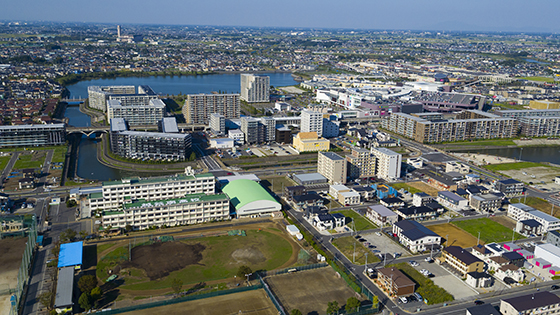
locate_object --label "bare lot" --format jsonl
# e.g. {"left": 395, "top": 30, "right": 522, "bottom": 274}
{"left": 501, "top": 166, "right": 560, "bottom": 192}
{"left": 490, "top": 215, "right": 517, "bottom": 230}
{"left": 428, "top": 223, "right": 478, "bottom": 248}
{"left": 406, "top": 181, "right": 440, "bottom": 197}
{"left": 120, "top": 289, "right": 277, "bottom": 315}
{"left": 266, "top": 267, "right": 358, "bottom": 315}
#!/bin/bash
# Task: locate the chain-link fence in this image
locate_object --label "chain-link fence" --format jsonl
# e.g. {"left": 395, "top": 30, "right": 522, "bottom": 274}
{"left": 13, "top": 215, "right": 37, "bottom": 315}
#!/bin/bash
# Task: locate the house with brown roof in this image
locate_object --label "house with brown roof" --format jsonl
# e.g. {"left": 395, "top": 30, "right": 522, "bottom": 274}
{"left": 377, "top": 267, "right": 415, "bottom": 297}
{"left": 441, "top": 246, "right": 484, "bottom": 277}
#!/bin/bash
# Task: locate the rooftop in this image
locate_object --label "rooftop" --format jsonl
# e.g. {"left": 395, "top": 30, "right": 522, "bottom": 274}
{"left": 124, "top": 193, "right": 228, "bottom": 210}
{"left": 103, "top": 172, "right": 214, "bottom": 187}
{"left": 54, "top": 267, "right": 74, "bottom": 308}
{"left": 444, "top": 246, "right": 483, "bottom": 265}
{"left": 58, "top": 241, "right": 83, "bottom": 268}
{"left": 502, "top": 291, "right": 560, "bottom": 312}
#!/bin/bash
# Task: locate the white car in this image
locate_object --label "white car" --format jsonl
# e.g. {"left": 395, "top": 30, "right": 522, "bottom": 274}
{"left": 399, "top": 296, "right": 408, "bottom": 304}
{"left": 375, "top": 232, "right": 382, "bottom": 236}
{"left": 420, "top": 269, "right": 429, "bottom": 275}
{"left": 409, "top": 260, "right": 419, "bottom": 267}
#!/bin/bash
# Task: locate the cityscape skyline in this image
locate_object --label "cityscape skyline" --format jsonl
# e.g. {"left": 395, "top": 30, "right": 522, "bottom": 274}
{"left": 2, "top": 0, "right": 560, "bottom": 33}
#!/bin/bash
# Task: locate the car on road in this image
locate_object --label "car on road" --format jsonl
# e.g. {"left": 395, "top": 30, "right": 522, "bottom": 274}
{"left": 425, "top": 257, "right": 434, "bottom": 263}
{"left": 474, "top": 300, "right": 484, "bottom": 305}
{"left": 552, "top": 285, "right": 560, "bottom": 290}
{"left": 355, "top": 235, "right": 361, "bottom": 239}
{"left": 372, "top": 250, "right": 380, "bottom": 253}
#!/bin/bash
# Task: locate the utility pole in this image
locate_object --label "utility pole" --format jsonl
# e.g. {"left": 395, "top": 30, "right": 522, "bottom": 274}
{"left": 365, "top": 252, "right": 368, "bottom": 273}
{"left": 477, "top": 231, "right": 480, "bottom": 245}
{"left": 353, "top": 240, "right": 356, "bottom": 264}
{"left": 512, "top": 229, "right": 515, "bottom": 243}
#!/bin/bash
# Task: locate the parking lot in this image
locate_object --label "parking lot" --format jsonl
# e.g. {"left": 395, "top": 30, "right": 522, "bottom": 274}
{"left": 362, "top": 231, "right": 412, "bottom": 262}
{"left": 408, "top": 259, "right": 478, "bottom": 300}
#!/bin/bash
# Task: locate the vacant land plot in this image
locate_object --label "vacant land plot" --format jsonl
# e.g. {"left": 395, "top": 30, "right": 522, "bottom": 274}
{"left": 388, "top": 263, "right": 453, "bottom": 305}
{"left": 490, "top": 216, "right": 517, "bottom": 230}
{"left": 14, "top": 151, "right": 46, "bottom": 170}
{"left": 260, "top": 175, "right": 296, "bottom": 193}
{"left": 266, "top": 267, "right": 359, "bottom": 315}
{"left": 453, "top": 218, "right": 525, "bottom": 244}
{"left": 120, "top": 289, "right": 277, "bottom": 315}
{"left": 391, "top": 183, "right": 422, "bottom": 194}
{"left": 332, "top": 236, "right": 380, "bottom": 265}
{"left": 404, "top": 181, "right": 441, "bottom": 197}
{"left": 484, "top": 161, "right": 550, "bottom": 172}
{"left": 332, "top": 209, "right": 377, "bottom": 231}
{"left": 0, "top": 238, "right": 27, "bottom": 315}
{"left": 115, "top": 229, "right": 294, "bottom": 291}
{"left": 500, "top": 166, "right": 560, "bottom": 191}
{"left": 428, "top": 223, "right": 478, "bottom": 248}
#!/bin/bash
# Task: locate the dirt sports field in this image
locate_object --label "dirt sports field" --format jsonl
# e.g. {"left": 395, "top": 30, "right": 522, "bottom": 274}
{"left": 428, "top": 223, "right": 478, "bottom": 248}
{"left": 0, "top": 238, "right": 27, "bottom": 315}
{"left": 265, "top": 267, "right": 358, "bottom": 315}
{"left": 119, "top": 289, "right": 277, "bottom": 315}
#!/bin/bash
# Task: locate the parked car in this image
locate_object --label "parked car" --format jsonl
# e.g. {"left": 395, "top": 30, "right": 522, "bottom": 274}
{"left": 474, "top": 300, "right": 484, "bottom": 305}
{"left": 425, "top": 257, "right": 434, "bottom": 263}
{"left": 552, "top": 285, "right": 560, "bottom": 290}
{"left": 399, "top": 296, "right": 408, "bottom": 304}
{"left": 409, "top": 260, "right": 419, "bottom": 267}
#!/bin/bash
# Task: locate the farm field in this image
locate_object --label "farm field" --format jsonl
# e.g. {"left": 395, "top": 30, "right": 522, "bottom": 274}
{"left": 332, "top": 209, "right": 377, "bottom": 231}
{"left": 119, "top": 289, "right": 277, "bottom": 315}
{"left": 453, "top": 218, "right": 525, "bottom": 244}
{"left": 266, "top": 267, "right": 361, "bottom": 315}
{"left": 428, "top": 223, "right": 478, "bottom": 248}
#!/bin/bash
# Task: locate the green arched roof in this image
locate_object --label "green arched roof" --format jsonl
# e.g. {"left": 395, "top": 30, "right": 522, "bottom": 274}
{"left": 222, "top": 179, "right": 279, "bottom": 211}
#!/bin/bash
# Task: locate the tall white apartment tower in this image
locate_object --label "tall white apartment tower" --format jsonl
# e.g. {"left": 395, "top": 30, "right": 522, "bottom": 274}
{"left": 301, "top": 110, "right": 323, "bottom": 137}
{"left": 371, "top": 147, "right": 402, "bottom": 181}
{"left": 240, "top": 74, "right": 270, "bottom": 103}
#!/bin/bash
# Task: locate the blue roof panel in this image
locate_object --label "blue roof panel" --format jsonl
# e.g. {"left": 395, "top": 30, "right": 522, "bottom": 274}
{"left": 58, "top": 241, "right": 84, "bottom": 268}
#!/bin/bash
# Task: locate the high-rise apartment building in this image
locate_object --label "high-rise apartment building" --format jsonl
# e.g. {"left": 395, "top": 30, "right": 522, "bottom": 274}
{"left": 0, "top": 124, "right": 66, "bottom": 147}
{"left": 260, "top": 117, "right": 276, "bottom": 142}
{"left": 371, "top": 147, "right": 402, "bottom": 180}
{"left": 87, "top": 85, "right": 157, "bottom": 112}
{"left": 346, "top": 148, "right": 376, "bottom": 180}
{"left": 106, "top": 98, "right": 165, "bottom": 126}
{"left": 183, "top": 94, "right": 240, "bottom": 124}
{"left": 209, "top": 113, "right": 226, "bottom": 136}
{"left": 241, "top": 116, "right": 260, "bottom": 144}
{"left": 322, "top": 115, "right": 340, "bottom": 138}
{"left": 301, "top": 110, "right": 323, "bottom": 137}
{"left": 317, "top": 152, "right": 347, "bottom": 184}
{"left": 240, "top": 74, "right": 269, "bottom": 103}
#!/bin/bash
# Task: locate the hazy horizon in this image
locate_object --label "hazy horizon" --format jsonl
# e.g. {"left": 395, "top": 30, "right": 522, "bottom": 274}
{"left": 1, "top": 0, "right": 559, "bottom": 33}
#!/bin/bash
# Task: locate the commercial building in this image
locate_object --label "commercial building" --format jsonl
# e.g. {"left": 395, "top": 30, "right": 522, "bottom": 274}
{"left": 382, "top": 111, "right": 516, "bottom": 143}
{"left": 508, "top": 203, "right": 560, "bottom": 232}
{"left": 495, "top": 179, "right": 524, "bottom": 197}
{"left": 228, "top": 129, "right": 245, "bottom": 143}
{"left": 221, "top": 179, "right": 281, "bottom": 217}
{"left": 317, "top": 151, "right": 347, "bottom": 184}
{"left": 301, "top": 110, "right": 323, "bottom": 137}
{"left": 437, "top": 191, "right": 468, "bottom": 211}
{"left": 209, "top": 138, "right": 234, "bottom": 149}
{"left": 366, "top": 205, "right": 398, "bottom": 227}
{"left": 346, "top": 148, "right": 376, "bottom": 180}
{"left": 371, "top": 147, "right": 401, "bottom": 180}
{"left": 392, "top": 220, "right": 441, "bottom": 253}
{"left": 209, "top": 113, "right": 226, "bottom": 136}
{"left": 293, "top": 173, "right": 328, "bottom": 186}
{"left": 183, "top": 94, "right": 240, "bottom": 124}
{"left": 107, "top": 98, "right": 165, "bottom": 126}
{"left": 109, "top": 118, "right": 191, "bottom": 161}
{"left": 293, "top": 132, "right": 330, "bottom": 153}
{"left": 0, "top": 124, "right": 65, "bottom": 147}
{"left": 441, "top": 246, "right": 484, "bottom": 277}
{"left": 534, "top": 243, "right": 560, "bottom": 268}
{"left": 88, "top": 171, "right": 215, "bottom": 212}
{"left": 377, "top": 267, "right": 415, "bottom": 297}
{"left": 240, "top": 74, "right": 269, "bottom": 103}
{"left": 101, "top": 193, "right": 230, "bottom": 230}
{"left": 500, "top": 292, "right": 560, "bottom": 315}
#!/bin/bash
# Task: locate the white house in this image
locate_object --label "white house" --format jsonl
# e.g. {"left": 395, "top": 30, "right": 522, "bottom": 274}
{"left": 437, "top": 191, "right": 468, "bottom": 211}
{"left": 392, "top": 220, "right": 441, "bottom": 253}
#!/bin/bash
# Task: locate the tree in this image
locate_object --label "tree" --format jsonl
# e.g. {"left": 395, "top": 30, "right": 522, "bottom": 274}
{"left": 237, "top": 265, "right": 252, "bottom": 279}
{"left": 326, "top": 301, "right": 339, "bottom": 315}
{"left": 78, "top": 275, "right": 98, "bottom": 294}
{"left": 171, "top": 278, "right": 183, "bottom": 294}
{"left": 39, "top": 291, "right": 53, "bottom": 309}
{"left": 90, "top": 286, "right": 102, "bottom": 302}
{"left": 290, "top": 309, "right": 303, "bottom": 315}
{"left": 124, "top": 224, "right": 133, "bottom": 233}
{"left": 60, "top": 228, "right": 77, "bottom": 243}
{"left": 66, "top": 199, "right": 77, "bottom": 208}
{"left": 79, "top": 230, "right": 88, "bottom": 239}
{"left": 78, "top": 292, "right": 92, "bottom": 311}
{"left": 345, "top": 297, "right": 360, "bottom": 313}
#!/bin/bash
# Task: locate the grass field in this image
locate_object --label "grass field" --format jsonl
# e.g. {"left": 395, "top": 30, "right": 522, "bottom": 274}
{"left": 118, "top": 230, "right": 294, "bottom": 291}
{"left": 332, "top": 209, "right": 377, "bottom": 231}
{"left": 453, "top": 218, "right": 525, "bottom": 244}
{"left": 51, "top": 145, "right": 68, "bottom": 163}
{"left": 266, "top": 267, "right": 360, "bottom": 315}
{"left": 96, "top": 243, "right": 116, "bottom": 256}
{"left": 490, "top": 216, "right": 517, "bottom": 230}
{"left": 440, "top": 139, "right": 517, "bottom": 147}
{"left": 517, "top": 76, "right": 555, "bottom": 83}
{"left": 484, "top": 161, "right": 552, "bottom": 172}
{"left": 388, "top": 263, "right": 454, "bottom": 305}
{"left": 14, "top": 151, "right": 46, "bottom": 170}
{"left": 406, "top": 181, "right": 440, "bottom": 197}
{"left": 0, "top": 156, "right": 11, "bottom": 173}
{"left": 331, "top": 236, "right": 380, "bottom": 265}
{"left": 428, "top": 223, "right": 478, "bottom": 248}
{"left": 391, "top": 183, "right": 422, "bottom": 194}
{"left": 260, "top": 175, "right": 296, "bottom": 193}
{"left": 510, "top": 196, "right": 560, "bottom": 218}
{"left": 119, "top": 289, "right": 278, "bottom": 315}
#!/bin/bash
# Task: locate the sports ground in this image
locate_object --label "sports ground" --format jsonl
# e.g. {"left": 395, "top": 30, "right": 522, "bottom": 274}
{"left": 0, "top": 238, "right": 27, "bottom": 315}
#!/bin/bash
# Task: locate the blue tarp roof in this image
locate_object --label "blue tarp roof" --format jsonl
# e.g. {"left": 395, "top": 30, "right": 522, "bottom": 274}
{"left": 58, "top": 241, "right": 83, "bottom": 268}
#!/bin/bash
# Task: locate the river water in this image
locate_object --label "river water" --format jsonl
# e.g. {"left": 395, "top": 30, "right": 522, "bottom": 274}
{"left": 64, "top": 73, "right": 298, "bottom": 181}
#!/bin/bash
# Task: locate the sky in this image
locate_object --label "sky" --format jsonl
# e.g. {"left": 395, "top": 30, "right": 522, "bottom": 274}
{"left": 2, "top": 0, "right": 559, "bottom": 33}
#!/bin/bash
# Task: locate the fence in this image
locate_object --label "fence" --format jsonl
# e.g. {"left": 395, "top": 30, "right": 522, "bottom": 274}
{"left": 97, "top": 282, "right": 264, "bottom": 315}
{"left": 259, "top": 262, "right": 328, "bottom": 277}
{"left": 12, "top": 215, "right": 37, "bottom": 315}
{"left": 258, "top": 274, "right": 286, "bottom": 315}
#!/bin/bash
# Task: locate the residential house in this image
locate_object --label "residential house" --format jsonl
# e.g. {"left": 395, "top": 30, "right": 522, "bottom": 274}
{"left": 412, "top": 192, "right": 433, "bottom": 207}
{"left": 366, "top": 205, "right": 398, "bottom": 227}
{"left": 394, "top": 206, "right": 437, "bottom": 221}
{"left": 441, "top": 246, "right": 484, "bottom": 277}
{"left": 392, "top": 220, "right": 441, "bottom": 253}
{"left": 500, "top": 292, "right": 560, "bottom": 315}
{"left": 495, "top": 179, "right": 524, "bottom": 197}
{"left": 465, "top": 272, "right": 492, "bottom": 288}
{"left": 437, "top": 191, "right": 468, "bottom": 211}
{"left": 495, "top": 264, "right": 525, "bottom": 283}
{"left": 377, "top": 267, "right": 415, "bottom": 297}
{"left": 380, "top": 197, "right": 405, "bottom": 208}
